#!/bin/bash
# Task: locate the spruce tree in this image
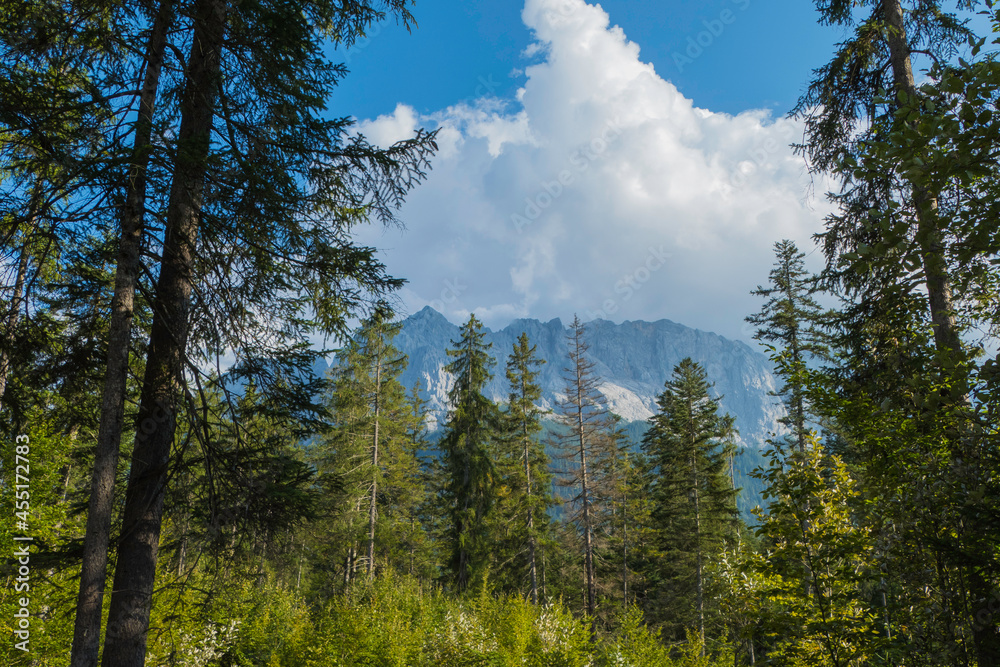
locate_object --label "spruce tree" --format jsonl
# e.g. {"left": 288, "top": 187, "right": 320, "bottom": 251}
{"left": 440, "top": 313, "right": 499, "bottom": 591}
{"left": 499, "top": 331, "right": 554, "bottom": 603}
{"left": 556, "top": 315, "right": 606, "bottom": 628}
{"left": 794, "top": 0, "right": 971, "bottom": 359}
{"left": 71, "top": 4, "right": 175, "bottom": 662}
{"left": 318, "top": 307, "right": 415, "bottom": 579}
{"left": 404, "top": 380, "right": 441, "bottom": 580}
{"left": 641, "top": 358, "right": 738, "bottom": 645}
{"left": 592, "top": 414, "right": 646, "bottom": 609}
{"left": 746, "top": 239, "right": 831, "bottom": 451}
{"left": 99, "top": 1, "right": 436, "bottom": 663}
{"left": 797, "top": 5, "right": 1000, "bottom": 662}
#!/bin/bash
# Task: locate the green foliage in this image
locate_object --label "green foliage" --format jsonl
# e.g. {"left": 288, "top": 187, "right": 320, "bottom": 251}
{"left": 591, "top": 416, "right": 648, "bottom": 616}
{"left": 597, "top": 607, "right": 678, "bottom": 667}
{"left": 440, "top": 314, "right": 502, "bottom": 591}
{"left": 220, "top": 578, "right": 312, "bottom": 667}
{"left": 310, "top": 309, "right": 428, "bottom": 583}
{"left": 781, "top": 7, "right": 1000, "bottom": 665}
{"left": 223, "top": 574, "right": 602, "bottom": 667}
{"left": 749, "top": 437, "right": 882, "bottom": 666}
{"left": 746, "top": 239, "right": 832, "bottom": 451}
{"left": 0, "top": 417, "right": 83, "bottom": 666}
{"left": 640, "top": 358, "right": 739, "bottom": 640}
{"left": 712, "top": 538, "right": 774, "bottom": 665}
{"left": 489, "top": 332, "right": 556, "bottom": 600}
{"left": 837, "top": 47, "right": 1000, "bottom": 343}
{"left": 793, "top": 0, "right": 973, "bottom": 175}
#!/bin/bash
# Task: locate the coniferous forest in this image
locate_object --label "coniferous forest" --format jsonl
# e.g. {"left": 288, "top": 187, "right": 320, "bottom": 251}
{"left": 2, "top": 1, "right": 1000, "bottom": 666}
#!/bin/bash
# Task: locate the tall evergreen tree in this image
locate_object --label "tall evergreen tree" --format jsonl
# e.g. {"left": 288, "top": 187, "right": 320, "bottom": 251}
{"left": 592, "top": 414, "right": 646, "bottom": 610}
{"left": 440, "top": 313, "right": 499, "bottom": 591}
{"left": 498, "top": 331, "right": 554, "bottom": 603}
{"left": 403, "top": 380, "right": 442, "bottom": 581}
{"left": 99, "top": 1, "right": 436, "bottom": 663}
{"left": 318, "top": 307, "right": 417, "bottom": 580}
{"left": 641, "top": 358, "right": 738, "bottom": 646}
{"left": 794, "top": 0, "right": 972, "bottom": 361}
{"left": 796, "top": 4, "right": 1000, "bottom": 664}
{"left": 71, "top": 4, "right": 175, "bottom": 662}
{"left": 746, "top": 239, "right": 831, "bottom": 451}
{"left": 0, "top": 6, "right": 162, "bottom": 660}
{"left": 556, "top": 315, "right": 606, "bottom": 628}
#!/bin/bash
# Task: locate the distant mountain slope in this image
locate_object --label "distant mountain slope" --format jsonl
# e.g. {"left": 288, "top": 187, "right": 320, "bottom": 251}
{"left": 384, "top": 307, "right": 783, "bottom": 450}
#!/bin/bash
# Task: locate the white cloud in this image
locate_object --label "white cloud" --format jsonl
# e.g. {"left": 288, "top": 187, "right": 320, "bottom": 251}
{"left": 355, "top": 0, "right": 835, "bottom": 341}
{"left": 355, "top": 103, "right": 419, "bottom": 146}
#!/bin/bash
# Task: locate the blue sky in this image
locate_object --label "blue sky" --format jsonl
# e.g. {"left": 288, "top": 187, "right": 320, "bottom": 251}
{"left": 330, "top": 1, "right": 840, "bottom": 120}
{"left": 325, "top": 1, "right": 986, "bottom": 342}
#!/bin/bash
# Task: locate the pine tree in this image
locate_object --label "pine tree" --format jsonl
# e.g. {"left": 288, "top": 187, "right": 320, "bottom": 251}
{"left": 99, "top": 1, "right": 436, "bottom": 663}
{"left": 556, "top": 315, "right": 606, "bottom": 629}
{"left": 318, "top": 307, "right": 417, "bottom": 579}
{"left": 0, "top": 4, "right": 177, "bottom": 655}
{"left": 641, "top": 358, "right": 738, "bottom": 645}
{"left": 498, "top": 331, "right": 554, "bottom": 603}
{"left": 71, "top": 4, "right": 175, "bottom": 662}
{"left": 794, "top": 0, "right": 971, "bottom": 360}
{"left": 592, "top": 414, "right": 647, "bottom": 610}
{"left": 440, "top": 313, "right": 500, "bottom": 591}
{"left": 746, "top": 240, "right": 831, "bottom": 451}
{"left": 403, "top": 380, "right": 441, "bottom": 581}
{"left": 0, "top": 0, "right": 124, "bottom": 416}
{"left": 796, "top": 5, "right": 1000, "bottom": 662}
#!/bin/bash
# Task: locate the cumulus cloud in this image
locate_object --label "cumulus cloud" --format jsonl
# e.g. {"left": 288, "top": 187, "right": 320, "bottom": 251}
{"left": 354, "top": 0, "right": 834, "bottom": 341}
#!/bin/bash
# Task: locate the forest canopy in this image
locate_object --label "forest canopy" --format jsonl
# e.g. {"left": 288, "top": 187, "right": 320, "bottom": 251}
{"left": 1, "top": 1, "right": 999, "bottom": 666}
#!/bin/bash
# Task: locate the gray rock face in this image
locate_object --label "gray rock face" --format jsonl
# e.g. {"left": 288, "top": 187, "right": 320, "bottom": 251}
{"left": 385, "top": 307, "right": 783, "bottom": 449}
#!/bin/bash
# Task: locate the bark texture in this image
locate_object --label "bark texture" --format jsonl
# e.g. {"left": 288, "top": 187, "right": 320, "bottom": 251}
{"left": 70, "top": 4, "right": 172, "bottom": 665}
{"left": 100, "top": 0, "right": 226, "bottom": 664}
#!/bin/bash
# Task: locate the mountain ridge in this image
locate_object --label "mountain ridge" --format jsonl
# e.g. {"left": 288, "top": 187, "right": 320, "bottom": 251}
{"left": 326, "top": 306, "right": 784, "bottom": 449}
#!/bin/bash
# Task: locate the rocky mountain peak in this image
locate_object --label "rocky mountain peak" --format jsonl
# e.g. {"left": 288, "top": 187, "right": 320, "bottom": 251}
{"left": 380, "top": 309, "right": 784, "bottom": 448}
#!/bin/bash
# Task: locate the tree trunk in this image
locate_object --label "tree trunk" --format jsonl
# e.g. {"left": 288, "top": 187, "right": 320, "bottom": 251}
{"left": 693, "top": 451, "right": 705, "bottom": 653}
{"left": 455, "top": 336, "right": 474, "bottom": 590}
{"left": 882, "top": 0, "right": 961, "bottom": 358}
{"left": 524, "top": 422, "right": 538, "bottom": 605}
{"left": 0, "top": 221, "right": 32, "bottom": 412}
{"left": 100, "top": 0, "right": 225, "bottom": 664}
{"left": 70, "top": 4, "right": 172, "bottom": 666}
{"left": 622, "top": 481, "right": 628, "bottom": 606}
{"left": 883, "top": 5, "right": 997, "bottom": 664}
{"left": 578, "top": 381, "right": 596, "bottom": 628}
{"left": 456, "top": 439, "right": 471, "bottom": 589}
{"left": 367, "top": 361, "right": 380, "bottom": 578}
{"left": 541, "top": 549, "right": 547, "bottom": 600}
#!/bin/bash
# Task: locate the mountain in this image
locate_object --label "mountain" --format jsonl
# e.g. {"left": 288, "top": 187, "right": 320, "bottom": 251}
{"left": 383, "top": 306, "right": 783, "bottom": 450}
